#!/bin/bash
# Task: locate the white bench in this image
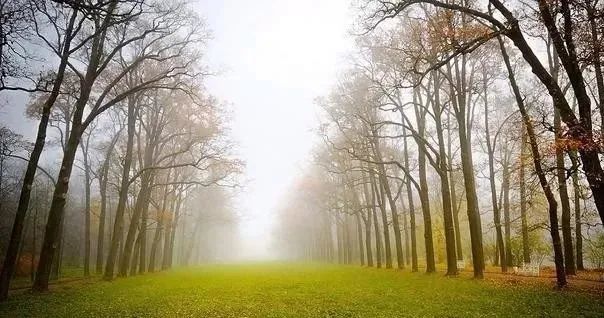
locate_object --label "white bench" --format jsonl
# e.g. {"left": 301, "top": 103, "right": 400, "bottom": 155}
{"left": 515, "top": 263, "right": 540, "bottom": 277}
{"left": 456, "top": 260, "right": 465, "bottom": 271}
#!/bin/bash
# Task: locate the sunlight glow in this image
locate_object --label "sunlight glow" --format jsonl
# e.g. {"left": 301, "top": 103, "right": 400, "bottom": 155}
{"left": 198, "top": 0, "right": 355, "bottom": 259}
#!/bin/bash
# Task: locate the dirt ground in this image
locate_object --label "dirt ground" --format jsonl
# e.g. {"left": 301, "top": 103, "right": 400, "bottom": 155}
{"left": 462, "top": 266, "right": 604, "bottom": 297}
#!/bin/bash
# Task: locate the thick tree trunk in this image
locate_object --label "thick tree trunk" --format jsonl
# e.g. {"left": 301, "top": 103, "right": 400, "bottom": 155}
{"left": 446, "top": 112, "right": 463, "bottom": 262}
{"left": 500, "top": 37, "right": 567, "bottom": 287}
{"left": 0, "top": 12, "right": 76, "bottom": 300}
{"left": 483, "top": 74, "right": 506, "bottom": 272}
{"left": 96, "top": 132, "right": 120, "bottom": 274}
{"left": 549, "top": 43, "right": 576, "bottom": 275}
{"left": 371, "top": 169, "right": 392, "bottom": 268}
{"left": 449, "top": 60, "right": 484, "bottom": 278}
{"left": 519, "top": 127, "right": 531, "bottom": 264}
{"left": 570, "top": 151, "right": 584, "bottom": 270}
{"left": 555, "top": 109, "right": 576, "bottom": 275}
{"left": 413, "top": 98, "right": 435, "bottom": 273}
{"left": 130, "top": 232, "right": 141, "bottom": 276}
{"left": 432, "top": 73, "right": 457, "bottom": 275}
{"left": 33, "top": 120, "right": 84, "bottom": 292}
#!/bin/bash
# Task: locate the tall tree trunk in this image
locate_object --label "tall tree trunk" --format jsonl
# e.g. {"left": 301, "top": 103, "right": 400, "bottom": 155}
{"left": 119, "top": 173, "right": 152, "bottom": 276}
{"left": 369, "top": 172, "right": 383, "bottom": 268}
{"left": 432, "top": 72, "right": 457, "bottom": 275}
{"left": 585, "top": 2, "right": 604, "bottom": 124}
{"left": 412, "top": 91, "right": 436, "bottom": 273}
{"left": 502, "top": 151, "right": 513, "bottom": 267}
{"left": 448, "top": 59, "right": 484, "bottom": 278}
{"left": 96, "top": 131, "right": 120, "bottom": 274}
{"left": 345, "top": 215, "right": 353, "bottom": 264}
{"left": 446, "top": 111, "right": 463, "bottom": 261}
{"left": 555, "top": 108, "right": 576, "bottom": 275}
{"left": 80, "top": 141, "right": 92, "bottom": 277}
{"left": 130, "top": 231, "right": 141, "bottom": 276}
{"left": 371, "top": 169, "right": 392, "bottom": 268}
{"left": 50, "top": 217, "right": 65, "bottom": 281}
{"left": 31, "top": 199, "right": 39, "bottom": 282}
{"left": 104, "top": 96, "right": 137, "bottom": 280}
{"left": 519, "top": 126, "right": 531, "bottom": 264}
{"left": 165, "top": 189, "right": 183, "bottom": 270}
{"left": 33, "top": 120, "right": 84, "bottom": 292}
{"left": 570, "top": 151, "right": 584, "bottom": 270}
{"left": 337, "top": 219, "right": 343, "bottom": 264}
{"left": 355, "top": 212, "right": 365, "bottom": 266}
{"left": 399, "top": 191, "right": 410, "bottom": 266}
{"left": 500, "top": 37, "right": 567, "bottom": 288}
{"left": 0, "top": 12, "right": 77, "bottom": 300}
{"left": 372, "top": 134, "right": 404, "bottom": 269}
{"left": 482, "top": 72, "right": 506, "bottom": 272}
{"left": 416, "top": 126, "right": 436, "bottom": 273}
{"left": 150, "top": 176, "right": 172, "bottom": 273}
{"left": 361, "top": 168, "right": 374, "bottom": 267}
{"left": 403, "top": 127, "right": 419, "bottom": 271}
{"left": 549, "top": 42, "right": 575, "bottom": 275}
{"left": 138, "top": 186, "right": 150, "bottom": 275}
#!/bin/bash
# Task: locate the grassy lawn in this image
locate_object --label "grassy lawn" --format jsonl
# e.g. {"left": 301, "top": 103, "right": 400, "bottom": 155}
{"left": 1, "top": 263, "right": 603, "bottom": 317}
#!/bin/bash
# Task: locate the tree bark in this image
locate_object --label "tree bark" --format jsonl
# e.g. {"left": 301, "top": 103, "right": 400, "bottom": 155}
{"left": 448, "top": 59, "right": 484, "bottom": 278}
{"left": 519, "top": 126, "right": 531, "bottom": 264}
{"left": 500, "top": 37, "right": 567, "bottom": 287}
{"left": 369, "top": 170, "right": 383, "bottom": 268}
{"left": 0, "top": 11, "right": 77, "bottom": 300}
{"left": 446, "top": 112, "right": 463, "bottom": 262}
{"left": 372, "top": 134, "right": 404, "bottom": 269}
{"left": 355, "top": 212, "right": 365, "bottom": 266}
{"left": 104, "top": 96, "right": 137, "bottom": 280}
{"left": 570, "top": 150, "right": 584, "bottom": 270}
{"left": 403, "top": 127, "right": 419, "bottom": 272}
{"left": 483, "top": 71, "right": 506, "bottom": 272}
{"left": 96, "top": 130, "right": 120, "bottom": 274}
{"left": 80, "top": 138, "right": 92, "bottom": 277}
{"left": 33, "top": 119, "right": 84, "bottom": 291}
{"left": 432, "top": 72, "right": 457, "bottom": 275}
{"left": 502, "top": 150, "right": 513, "bottom": 267}
{"left": 371, "top": 168, "right": 392, "bottom": 268}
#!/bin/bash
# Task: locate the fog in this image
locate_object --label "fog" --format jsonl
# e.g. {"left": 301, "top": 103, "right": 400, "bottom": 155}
{"left": 197, "top": 0, "right": 355, "bottom": 259}
{"left": 0, "top": 1, "right": 603, "bottom": 314}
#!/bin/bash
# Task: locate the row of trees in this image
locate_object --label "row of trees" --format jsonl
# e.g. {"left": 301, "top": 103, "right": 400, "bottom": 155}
{"left": 274, "top": 0, "right": 604, "bottom": 288}
{"left": 0, "top": 0, "right": 241, "bottom": 300}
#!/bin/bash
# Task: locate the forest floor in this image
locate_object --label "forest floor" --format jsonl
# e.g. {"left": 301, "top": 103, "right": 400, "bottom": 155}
{"left": 1, "top": 263, "right": 604, "bottom": 317}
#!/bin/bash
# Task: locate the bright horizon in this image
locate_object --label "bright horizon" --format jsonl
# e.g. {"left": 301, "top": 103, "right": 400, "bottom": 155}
{"left": 198, "top": 0, "right": 355, "bottom": 259}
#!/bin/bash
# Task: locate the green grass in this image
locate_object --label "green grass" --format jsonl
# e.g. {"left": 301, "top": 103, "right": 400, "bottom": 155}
{"left": 1, "top": 263, "right": 603, "bottom": 317}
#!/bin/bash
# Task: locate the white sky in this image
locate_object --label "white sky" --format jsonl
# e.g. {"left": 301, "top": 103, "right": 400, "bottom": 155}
{"left": 0, "top": 0, "right": 356, "bottom": 260}
{"left": 197, "top": 0, "right": 355, "bottom": 259}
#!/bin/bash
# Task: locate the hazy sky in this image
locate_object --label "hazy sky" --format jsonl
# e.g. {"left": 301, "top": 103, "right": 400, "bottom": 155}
{"left": 0, "top": 0, "right": 356, "bottom": 260}
{"left": 197, "top": 0, "right": 355, "bottom": 258}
